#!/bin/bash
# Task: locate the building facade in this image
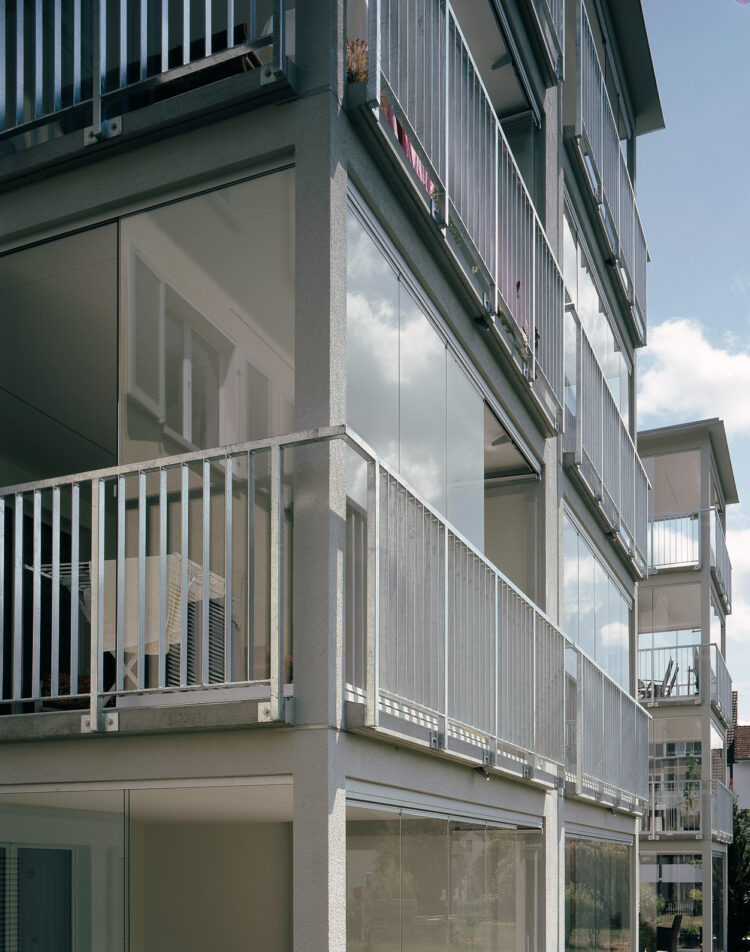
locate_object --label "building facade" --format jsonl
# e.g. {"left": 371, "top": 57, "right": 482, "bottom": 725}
{"left": 0, "top": 1, "right": 662, "bottom": 948}
{"left": 637, "top": 421, "right": 737, "bottom": 952}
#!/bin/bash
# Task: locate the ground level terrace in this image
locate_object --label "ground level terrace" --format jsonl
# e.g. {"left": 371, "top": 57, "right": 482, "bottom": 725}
{"left": 0, "top": 726, "right": 639, "bottom": 952}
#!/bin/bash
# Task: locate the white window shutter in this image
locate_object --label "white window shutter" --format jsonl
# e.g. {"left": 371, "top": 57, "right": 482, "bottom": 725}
{"left": 245, "top": 361, "right": 270, "bottom": 442}
{"left": 128, "top": 253, "right": 165, "bottom": 419}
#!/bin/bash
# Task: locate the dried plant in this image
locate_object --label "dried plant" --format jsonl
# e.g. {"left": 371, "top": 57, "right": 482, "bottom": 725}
{"left": 347, "top": 38, "right": 369, "bottom": 83}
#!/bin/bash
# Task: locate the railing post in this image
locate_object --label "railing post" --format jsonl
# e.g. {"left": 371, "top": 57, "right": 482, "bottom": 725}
{"left": 85, "top": 478, "right": 105, "bottom": 732}
{"left": 575, "top": 650, "right": 583, "bottom": 794}
{"left": 272, "top": 0, "right": 284, "bottom": 75}
{"left": 366, "top": 0, "right": 381, "bottom": 108}
{"left": 268, "top": 443, "right": 284, "bottom": 721}
{"left": 575, "top": 320, "right": 583, "bottom": 466}
{"left": 365, "top": 459, "right": 380, "bottom": 728}
{"left": 443, "top": 3, "right": 451, "bottom": 234}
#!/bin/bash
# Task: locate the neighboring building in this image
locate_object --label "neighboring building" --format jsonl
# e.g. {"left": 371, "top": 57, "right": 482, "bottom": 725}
{"left": 0, "top": 1, "right": 662, "bottom": 949}
{"left": 638, "top": 420, "right": 737, "bottom": 952}
{"left": 728, "top": 692, "right": 750, "bottom": 809}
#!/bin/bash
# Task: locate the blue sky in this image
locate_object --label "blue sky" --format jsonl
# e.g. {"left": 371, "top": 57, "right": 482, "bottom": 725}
{"left": 638, "top": 0, "right": 750, "bottom": 720}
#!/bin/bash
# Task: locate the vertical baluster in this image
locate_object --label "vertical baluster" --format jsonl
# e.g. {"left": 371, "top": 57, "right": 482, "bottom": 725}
{"left": 182, "top": 0, "right": 190, "bottom": 64}
{"left": 116, "top": 475, "right": 125, "bottom": 692}
{"left": 269, "top": 444, "right": 283, "bottom": 719}
{"left": 0, "top": 2, "right": 6, "bottom": 130}
{"left": 89, "top": 479, "right": 105, "bottom": 729}
{"left": 137, "top": 471, "right": 146, "bottom": 689}
{"left": 224, "top": 456, "right": 233, "bottom": 683}
{"left": 13, "top": 494, "right": 23, "bottom": 699}
{"left": 249, "top": 0, "right": 256, "bottom": 42}
{"left": 226, "top": 0, "right": 234, "bottom": 47}
{"left": 0, "top": 499, "right": 4, "bottom": 698}
{"left": 140, "top": 0, "right": 148, "bottom": 79}
{"left": 51, "top": 486, "right": 61, "bottom": 695}
{"left": 204, "top": 0, "right": 212, "bottom": 55}
{"left": 271, "top": 0, "right": 282, "bottom": 73}
{"left": 159, "top": 469, "right": 167, "bottom": 688}
{"left": 15, "top": 0, "right": 25, "bottom": 125}
{"left": 365, "top": 457, "right": 380, "bottom": 727}
{"left": 202, "top": 459, "right": 210, "bottom": 683}
{"left": 247, "top": 451, "right": 255, "bottom": 680}
{"left": 119, "top": 0, "right": 127, "bottom": 89}
{"left": 180, "top": 464, "right": 189, "bottom": 685}
{"left": 161, "top": 0, "right": 169, "bottom": 71}
{"left": 34, "top": 0, "right": 43, "bottom": 119}
{"left": 31, "top": 491, "right": 41, "bottom": 699}
{"left": 73, "top": 0, "right": 81, "bottom": 103}
{"left": 70, "top": 484, "right": 80, "bottom": 695}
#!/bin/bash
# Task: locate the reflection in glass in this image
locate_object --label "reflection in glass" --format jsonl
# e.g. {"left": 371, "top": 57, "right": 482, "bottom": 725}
{"left": 640, "top": 854, "right": 702, "bottom": 952}
{"left": 446, "top": 356, "right": 483, "bottom": 546}
{"left": 713, "top": 853, "right": 725, "bottom": 952}
{"left": 347, "top": 810, "right": 544, "bottom": 951}
{"left": 0, "top": 789, "right": 126, "bottom": 951}
{"left": 566, "top": 838, "right": 631, "bottom": 952}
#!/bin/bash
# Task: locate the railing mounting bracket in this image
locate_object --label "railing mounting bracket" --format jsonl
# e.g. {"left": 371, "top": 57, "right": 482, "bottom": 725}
{"left": 429, "top": 730, "right": 443, "bottom": 749}
{"left": 84, "top": 116, "right": 122, "bottom": 145}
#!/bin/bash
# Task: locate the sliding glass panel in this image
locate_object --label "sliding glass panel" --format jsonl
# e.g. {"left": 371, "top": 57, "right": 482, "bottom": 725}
{"left": 120, "top": 167, "right": 295, "bottom": 464}
{"left": 0, "top": 226, "right": 118, "bottom": 486}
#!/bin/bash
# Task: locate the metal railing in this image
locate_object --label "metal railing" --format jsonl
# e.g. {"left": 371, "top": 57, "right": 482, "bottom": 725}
{"left": 532, "top": 0, "right": 564, "bottom": 74}
{"left": 0, "top": 427, "right": 342, "bottom": 727}
{"left": 641, "top": 779, "right": 703, "bottom": 837}
{"left": 565, "top": 321, "right": 648, "bottom": 573}
{"left": 345, "top": 431, "right": 648, "bottom": 804}
{"left": 710, "top": 509, "right": 732, "bottom": 611}
{"left": 649, "top": 511, "right": 700, "bottom": 570}
{"left": 366, "top": 0, "right": 565, "bottom": 407}
{"left": 575, "top": 0, "right": 648, "bottom": 322}
{"left": 638, "top": 642, "right": 732, "bottom": 721}
{"left": 0, "top": 0, "right": 288, "bottom": 148}
{"left": 712, "top": 780, "right": 733, "bottom": 842}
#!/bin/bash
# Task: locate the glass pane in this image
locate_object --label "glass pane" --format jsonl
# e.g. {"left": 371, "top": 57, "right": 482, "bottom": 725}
{"left": 346, "top": 208, "right": 400, "bottom": 471}
{"left": 164, "top": 310, "right": 184, "bottom": 434}
{"left": 0, "top": 225, "right": 118, "bottom": 485}
{"left": 346, "top": 810, "right": 401, "bottom": 951}
{"left": 447, "top": 355, "right": 483, "bottom": 549}
{"left": 713, "top": 854, "right": 725, "bottom": 952}
{"left": 563, "top": 516, "right": 580, "bottom": 645}
{"left": 121, "top": 168, "right": 295, "bottom": 464}
{"left": 401, "top": 816, "right": 450, "bottom": 947}
{"left": 190, "top": 331, "right": 220, "bottom": 449}
{"left": 0, "top": 789, "right": 126, "bottom": 951}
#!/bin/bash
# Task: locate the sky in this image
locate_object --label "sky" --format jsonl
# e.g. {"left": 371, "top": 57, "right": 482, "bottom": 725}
{"left": 637, "top": 0, "right": 750, "bottom": 721}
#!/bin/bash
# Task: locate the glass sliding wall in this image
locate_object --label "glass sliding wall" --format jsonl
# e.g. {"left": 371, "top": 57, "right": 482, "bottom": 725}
{"left": 640, "top": 854, "right": 702, "bottom": 952}
{"left": 565, "top": 837, "right": 631, "bottom": 952}
{"left": 346, "top": 807, "right": 544, "bottom": 951}
{"left": 0, "top": 226, "right": 118, "bottom": 487}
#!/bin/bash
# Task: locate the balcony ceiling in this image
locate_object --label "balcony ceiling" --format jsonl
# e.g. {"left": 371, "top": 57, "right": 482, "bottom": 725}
{"left": 450, "top": 0, "right": 529, "bottom": 119}
{"left": 609, "top": 0, "right": 665, "bottom": 136}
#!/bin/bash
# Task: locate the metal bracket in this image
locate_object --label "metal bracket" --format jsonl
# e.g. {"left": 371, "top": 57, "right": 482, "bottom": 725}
{"left": 84, "top": 116, "right": 122, "bottom": 145}
{"left": 259, "top": 64, "right": 281, "bottom": 86}
{"left": 258, "top": 702, "right": 274, "bottom": 723}
{"left": 482, "top": 749, "right": 495, "bottom": 767}
{"left": 429, "top": 730, "right": 443, "bottom": 749}
{"left": 81, "top": 711, "right": 119, "bottom": 733}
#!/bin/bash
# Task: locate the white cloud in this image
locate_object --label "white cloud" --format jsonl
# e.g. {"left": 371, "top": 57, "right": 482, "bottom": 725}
{"left": 638, "top": 318, "right": 750, "bottom": 434}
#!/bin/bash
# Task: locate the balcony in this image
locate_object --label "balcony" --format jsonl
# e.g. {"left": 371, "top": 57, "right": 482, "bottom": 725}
{"left": 572, "top": 0, "right": 648, "bottom": 334}
{"left": 710, "top": 509, "right": 732, "bottom": 612}
{"left": 564, "top": 322, "right": 648, "bottom": 576}
{"left": 349, "top": 0, "right": 565, "bottom": 422}
{"left": 641, "top": 779, "right": 733, "bottom": 843}
{"left": 531, "top": 0, "right": 564, "bottom": 78}
{"left": 638, "top": 643, "right": 733, "bottom": 724}
{"left": 0, "top": 426, "right": 648, "bottom": 808}
{"left": 641, "top": 779, "right": 703, "bottom": 838}
{"left": 0, "top": 1, "right": 294, "bottom": 174}
{"left": 647, "top": 507, "right": 732, "bottom": 612}
{"left": 711, "top": 780, "right": 733, "bottom": 843}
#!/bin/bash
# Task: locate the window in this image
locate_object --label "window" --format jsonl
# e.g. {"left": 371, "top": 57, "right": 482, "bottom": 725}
{"left": 129, "top": 252, "right": 230, "bottom": 452}
{"left": 0, "top": 845, "right": 73, "bottom": 952}
{"left": 565, "top": 837, "right": 631, "bottom": 952}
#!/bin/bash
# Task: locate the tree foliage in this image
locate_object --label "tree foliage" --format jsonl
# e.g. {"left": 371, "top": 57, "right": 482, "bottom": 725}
{"left": 729, "top": 800, "right": 750, "bottom": 951}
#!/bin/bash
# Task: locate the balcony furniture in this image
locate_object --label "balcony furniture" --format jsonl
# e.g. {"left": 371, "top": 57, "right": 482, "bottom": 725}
{"left": 656, "top": 914, "right": 682, "bottom": 952}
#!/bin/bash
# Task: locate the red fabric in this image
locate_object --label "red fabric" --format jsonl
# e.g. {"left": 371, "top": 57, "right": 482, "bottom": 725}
{"left": 381, "top": 97, "right": 434, "bottom": 197}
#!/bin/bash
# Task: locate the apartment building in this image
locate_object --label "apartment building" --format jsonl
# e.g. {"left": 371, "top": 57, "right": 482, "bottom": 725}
{"left": 637, "top": 421, "right": 737, "bottom": 952}
{"left": 0, "top": 1, "right": 662, "bottom": 948}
